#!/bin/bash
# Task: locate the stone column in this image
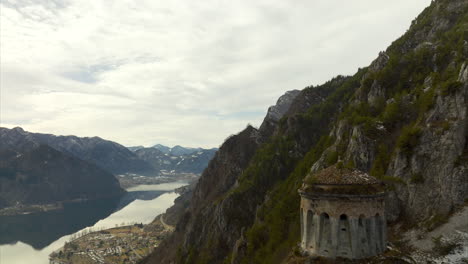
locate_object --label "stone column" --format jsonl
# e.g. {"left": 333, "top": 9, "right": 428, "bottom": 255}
{"left": 305, "top": 210, "right": 313, "bottom": 251}
{"left": 348, "top": 218, "right": 359, "bottom": 259}
{"left": 369, "top": 217, "right": 377, "bottom": 256}
{"left": 312, "top": 214, "right": 320, "bottom": 253}
{"left": 382, "top": 216, "right": 387, "bottom": 252}
{"left": 330, "top": 217, "right": 339, "bottom": 258}
{"left": 300, "top": 208, "right": 306, "bottom": 249}
{"left": 364, "top": 218, "right": 372, "bottom": 257}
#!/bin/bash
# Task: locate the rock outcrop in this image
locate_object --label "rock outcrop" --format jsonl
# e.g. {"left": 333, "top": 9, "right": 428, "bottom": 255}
{"left": 258, "top": 90, "right": 301, "bottom": 140}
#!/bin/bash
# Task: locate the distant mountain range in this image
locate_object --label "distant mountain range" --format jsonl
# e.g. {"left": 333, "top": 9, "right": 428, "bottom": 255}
{"left": 128, "top": 144, "right": 218, "bottom": 174}
{"left": 0, "top": 127, "right": 217, "bottom": 210}
{"left": 153, "top": 144, "right": 209, "bottom": 156}
{"left": 0, "top": 128, "right": 125, "bottom": 209}
{"left": 0, "top": 127, "right": 218, "bottom": 176}
{"left": 0, "top": 127, "right": 154, "bottom": 175}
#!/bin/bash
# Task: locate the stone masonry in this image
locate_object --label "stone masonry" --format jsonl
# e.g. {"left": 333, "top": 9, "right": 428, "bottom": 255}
{"left": 298, "top": 164, "right": 386, "bottom": 259}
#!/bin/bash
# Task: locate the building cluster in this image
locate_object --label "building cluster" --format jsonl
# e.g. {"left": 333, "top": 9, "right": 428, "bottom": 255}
{"left": 49, "top": 223, "right": 169, "bottom": 264}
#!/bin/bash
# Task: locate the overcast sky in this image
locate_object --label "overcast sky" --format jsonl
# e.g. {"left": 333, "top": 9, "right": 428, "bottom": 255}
{"left": 0, "top": 0, "right": 431, "bottom": 148}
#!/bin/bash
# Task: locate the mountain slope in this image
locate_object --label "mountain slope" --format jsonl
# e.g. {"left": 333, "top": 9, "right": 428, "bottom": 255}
{"left": 0, "top": 145, "right": 124, "bottom": 209}
{"left": 141, "top": 83, "right": 339, "bottom": 262}
{"left": 0, "top": 127, "right": 154, "bottom": 175}
{"left": 143, "top": 1, "right": 467, "bottom": 263}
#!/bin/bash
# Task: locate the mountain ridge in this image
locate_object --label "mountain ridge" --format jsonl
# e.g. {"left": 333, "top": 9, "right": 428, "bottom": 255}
{"left": 0, "top": 143, "right": 124, "bottom": 210}
{"left": 0, "top": 127, "right": 155, "bottom": 175}
{"left": 133, "top": 145, "right": 218, "bottom": 174}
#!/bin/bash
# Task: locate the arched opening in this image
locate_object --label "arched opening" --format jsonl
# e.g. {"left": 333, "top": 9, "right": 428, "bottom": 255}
{"left": 306, "top": 210, "right": 315, "bottom": 249}
{"left": 319, "top": 213, "right": 332, "bottom": 256}
{"left": 338, "top": 214, "right": 351, "bottom": 257}
{"left": 340, "top": 214, "right": 348, "bottom": 231}
{"left": 366, "top": 215, "right": 373, "bottom": 255}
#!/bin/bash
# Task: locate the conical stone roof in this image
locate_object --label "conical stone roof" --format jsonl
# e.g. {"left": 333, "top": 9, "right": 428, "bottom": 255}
{"left": 300, "top": 164, "right": 384, "bottom": 195}
{"left": 308, "top": 165, "right": 380, "bottom": 185}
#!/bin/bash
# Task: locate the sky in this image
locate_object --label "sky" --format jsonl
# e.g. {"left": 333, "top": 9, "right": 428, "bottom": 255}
{"left": 0, "top": 0, "right": 431, "bottom": 148}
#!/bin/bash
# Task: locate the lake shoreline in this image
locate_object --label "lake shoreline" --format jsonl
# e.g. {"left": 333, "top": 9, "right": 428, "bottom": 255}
{"left": 0, "top": 184, "right": 185, "bottom": 264}
{"left": 0, "top": 176, "right": 197, "bottom": 216}
{"left": 0, "top": 193, "right": 126, "bottom": 217}
{"left": 49, "top": 214, "right": 173, "bottom": 264}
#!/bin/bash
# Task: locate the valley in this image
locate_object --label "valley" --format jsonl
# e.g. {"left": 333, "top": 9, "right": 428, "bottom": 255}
{"left": 117, "top": 172, "right": 199, "bottom": 189}
{"left": 0, "top": 126, "right": 212, "bottom": 215}
{"left": 1, "top": 0, "right": 467, "bottom": 263}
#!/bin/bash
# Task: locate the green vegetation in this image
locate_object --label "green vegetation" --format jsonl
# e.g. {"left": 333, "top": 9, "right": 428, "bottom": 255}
{"left": 233, "top": 7, "right": 466, "bottom": 263}
{"left": 175, "top": 3, "right": 468, "bottom": 263}
{"left": 232, "top": 72, "right": 366, "bottom": 264}
{"left": 441, "top": 80, "right": 463, "bottom": 95}
{"left": 380, "top": 97, "right": 404, "bottom": 128}
{"left": 370, "top": 144, "right": 391, "bottom": 178}
{"left": 416, "top": 87, "right": 436, "bottom": 120}
{"left": 380, "top": 175, "right": 406, "bottom": 186}
{"left": 304, "top": 175, "right": 318, "bottom": 186}
{"left": 410, "top": 173, "right": 424, "bottom": 184}
{"left": 396, "top": 125, "right": 422, "bottom": 155}
{"left": 241, "top": 135, "right": 336, "bottom": 264}
{"left": 325, "top": 150, "right": 339, "bottom": 166}
{"left": 424, "top": 214, "right": 450, "bottom": 231}
{"left": 232, "top": 72, "right": 366, "bottom": 198}
{"left": 432, "top": 235, "right": 462, "bottom": 256}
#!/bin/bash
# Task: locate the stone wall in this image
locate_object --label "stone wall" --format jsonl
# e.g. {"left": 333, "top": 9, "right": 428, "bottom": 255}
{"left": 299, "top": 192, "right": 386, "bottom": 259}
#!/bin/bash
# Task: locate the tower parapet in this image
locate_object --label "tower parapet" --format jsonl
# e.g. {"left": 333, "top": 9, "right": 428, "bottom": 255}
{"left": 298, "top": 164, "right": 386, "bottom": 259}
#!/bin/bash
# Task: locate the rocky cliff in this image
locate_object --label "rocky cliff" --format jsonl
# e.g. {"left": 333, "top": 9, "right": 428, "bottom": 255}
{"left": 143, "top": 0, "right": 467, "bottom": 263}
{"left": 258, "top": 90, "right": 301, "bottom": 140}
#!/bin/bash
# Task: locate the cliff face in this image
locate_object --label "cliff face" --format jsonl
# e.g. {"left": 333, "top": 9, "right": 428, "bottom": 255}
{"left": 258, "top": 90, "right": 301, "bottom": 140}
{"left": 310, "top": 0, "right": 468, "bottom": 224}
{"left": 143, "top": 126, "right": 260, "bottom": 263}
{"left": 143, "top": 1, "right": 467, "bottom": 263}
{"left": 143, "top": 82, "right": 346, "bottom": 263}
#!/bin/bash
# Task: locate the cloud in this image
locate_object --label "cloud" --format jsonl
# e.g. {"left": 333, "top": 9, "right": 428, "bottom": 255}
{"left": 0, "top": 0, "right": 432, "bottom": 148}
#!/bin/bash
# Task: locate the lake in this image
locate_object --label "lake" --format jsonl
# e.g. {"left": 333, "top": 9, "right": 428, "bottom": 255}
{"left": 0, "top": 181, "right": 187, "bottom": 264}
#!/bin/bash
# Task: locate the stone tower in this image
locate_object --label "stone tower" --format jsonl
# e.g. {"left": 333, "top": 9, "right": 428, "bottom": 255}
{"left": 298, "top": 164, "right": 386, "bottom": 259}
